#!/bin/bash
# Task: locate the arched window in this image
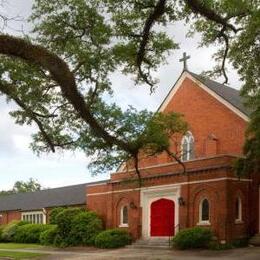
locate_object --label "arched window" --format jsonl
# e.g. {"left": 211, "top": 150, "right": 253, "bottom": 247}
{"left": 199, "top": 198, "right": 210, "bottom": 224}
{"left": 120, "top": 205, "right": 128, "bottom": 227}
{"left": 181, "top": 131, "right": 195, "bottom": 161}
{"left": 235, "top": 197, "right": 242, "bottom": 222}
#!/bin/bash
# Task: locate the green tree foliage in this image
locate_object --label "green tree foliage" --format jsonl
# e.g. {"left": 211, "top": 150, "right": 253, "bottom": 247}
{"left": 0, "top": 178, "right": 41, "bottom": 196}
{"left": 0, "top": 0, "right": 258, "bottom": 176}
{"left": 12, "top": 178, "right": 41, "bottom": 193}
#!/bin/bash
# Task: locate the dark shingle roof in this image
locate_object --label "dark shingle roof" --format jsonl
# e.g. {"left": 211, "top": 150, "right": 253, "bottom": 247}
{"left": 189, "top": 72, "right": 250, "bottom": 116}
{"left": 0, "top": 180, "right": 107, "bottom": 212}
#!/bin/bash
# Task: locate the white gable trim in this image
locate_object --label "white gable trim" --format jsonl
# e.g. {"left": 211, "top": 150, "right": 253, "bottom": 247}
{"left": 158, "top": 71, "right": 249, "bottom": 122}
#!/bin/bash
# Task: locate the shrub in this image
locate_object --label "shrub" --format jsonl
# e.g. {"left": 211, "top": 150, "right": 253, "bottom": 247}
{"left": 231, "top": 238, "right": 249, "bottom": 248}
{"left": 14, "top": 224, "right": 55, "bottom": 243}
{"left": 208, "top": 241, "right": 233, "bottom": 250}
{"left": 172, "top": 227, "right": 213, "bottom": 250}
{"left": 0, "top": 225, "right": 5, "bottom": 242}
{"left": 95, "top": 229, "right": 132, "bottom": 248}
{"left": 1, "top": 221, "right": 28, "bottom": 242}
{"left": 40, "top": 225, "right": 58, "bottom": 245}
{"left": 55, "top": 208, "right": 85, "bottom": 246}
{"left": 49, "top": 207, "right": 66, "bottom": 224}
{"left": 70, "top": 211, "right": 103, "bottom": 245}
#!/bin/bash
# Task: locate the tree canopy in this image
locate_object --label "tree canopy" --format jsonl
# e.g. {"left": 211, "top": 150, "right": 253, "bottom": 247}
{"left": 0, "top": 0, "right": 259, "bottom": 176}
{"left": 0, "top": 178, "right": 42, "bottom": 196}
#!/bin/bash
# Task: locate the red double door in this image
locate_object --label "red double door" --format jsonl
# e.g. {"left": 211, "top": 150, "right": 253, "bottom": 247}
{"left": 150, "top": 198, "right": 175, "bottom": 237}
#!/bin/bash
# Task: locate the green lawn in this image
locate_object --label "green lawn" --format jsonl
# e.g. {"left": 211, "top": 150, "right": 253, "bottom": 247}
{"left": 0, "top": 243, "right": 44, "bottom": 249}
{"left": 0, "top": 251, "right": 45, "bottom": 259}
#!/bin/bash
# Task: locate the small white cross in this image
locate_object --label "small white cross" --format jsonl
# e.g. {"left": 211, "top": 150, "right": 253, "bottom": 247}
{"left": 179, "top": 52, "right": 190, "bottom": 71}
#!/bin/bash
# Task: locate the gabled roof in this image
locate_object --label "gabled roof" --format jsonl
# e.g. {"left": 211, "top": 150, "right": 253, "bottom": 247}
{"left": 189, "top": 72, "right": 250, "bottom": 116}
{"left": 158, "top": 71, "right": 250, "bottom": 121}
{"left": 0, "top": 180, "right": 107, "bottom": 212}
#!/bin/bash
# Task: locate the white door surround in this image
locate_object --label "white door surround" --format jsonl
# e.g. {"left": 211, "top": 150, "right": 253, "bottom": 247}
{"left": 259, "top": 185, "right": 260, "bottom": 233}
{"left": 140, "top": 184, "right": 180, "bottom": 239}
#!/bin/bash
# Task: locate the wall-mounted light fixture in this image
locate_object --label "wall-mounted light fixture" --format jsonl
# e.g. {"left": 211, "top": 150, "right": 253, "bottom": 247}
{"left": 130, "top": 201, "right": 137, "bottom": 209}
{"left": 178, "top": 197, "right": 185, "bottom": 206}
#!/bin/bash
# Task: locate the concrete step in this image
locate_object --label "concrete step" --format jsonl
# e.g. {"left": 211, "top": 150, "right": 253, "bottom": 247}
{"left": 128, "top": 238, "right": 171, "bottom": 249}
{"left": 249, "top": 234, "right": 260, "bottom": 246}
{"left": 127, "top": 244, "right": 170, "bottom": 249}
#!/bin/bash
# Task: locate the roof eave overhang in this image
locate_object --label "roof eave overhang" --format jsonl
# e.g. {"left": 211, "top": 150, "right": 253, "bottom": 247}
{"left": 158, "top": 71, "right": 249, "bottom": 122}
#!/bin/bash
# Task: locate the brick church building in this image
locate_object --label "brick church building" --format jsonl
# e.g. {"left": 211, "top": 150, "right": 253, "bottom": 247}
{"left": 87, "top": 70, "right": 260, "bottom": 244}
{"left": 1, "top": 69, "right": 260, "bottom": 244}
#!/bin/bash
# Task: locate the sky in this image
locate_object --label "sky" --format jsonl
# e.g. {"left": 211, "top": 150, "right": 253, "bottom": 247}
{"left": 0, "top": 0, "right": 242, "bottom": 190}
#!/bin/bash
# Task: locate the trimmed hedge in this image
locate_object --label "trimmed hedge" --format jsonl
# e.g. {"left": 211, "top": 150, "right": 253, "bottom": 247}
{"left": 95, "top": 229, "right": 132, "bottom": 248}
{"left": 40, "top": 225, "right": 58, "bottom": 245}
{"left": 1, "top": 221, "right": 28, "bottom": 242}
{"left": 172, "top": 227, "right": 213, "bottom": 250}
{"left": 14, "top": 224, "right": 55, "bottom": 243}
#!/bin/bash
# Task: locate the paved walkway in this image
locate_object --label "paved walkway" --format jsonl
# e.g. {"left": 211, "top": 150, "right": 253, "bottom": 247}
{"left": 1, "top": 246, "right": 260, "bottom": 259}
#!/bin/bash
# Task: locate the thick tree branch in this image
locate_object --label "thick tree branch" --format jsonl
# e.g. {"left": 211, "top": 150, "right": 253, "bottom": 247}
{"left": 0, "top": 35, "right": 135, "bottom": 154}
{"left": 217, "top": 27, "right": 229, "bottom": 84}
{"left": 185, "top": 0, "right": 240, "bottom": 33}
{"left": 165, "top": 149, "right": 186, "bottom": 174}
{"left": 136, "top": 0, "right": 166, "bottom": 87}
{"left": 133, "top": 153, "right": 142, "bottom": 188}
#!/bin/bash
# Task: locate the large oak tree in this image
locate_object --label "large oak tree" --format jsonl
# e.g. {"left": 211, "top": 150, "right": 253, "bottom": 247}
{"left": 0, "top": 0, "right": 259, "bottom": 177}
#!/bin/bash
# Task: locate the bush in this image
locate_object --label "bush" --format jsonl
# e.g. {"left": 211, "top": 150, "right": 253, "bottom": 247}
{"left": 40, "top": 225, "right": 58, "bottom": 245}
{"left": 49, "top": 207, "right": 66, "bottom": 224}
{"left": 95, "top": 229, "right": 132, "bottom": 248}
{"left": 172, "top": 227, "right": 213, "bottom": 250}
{"left": 14, "top": 224, "right": 55, "bottom": 243}
{"left": 0, "top": 225, "right": 5, "bottom": 242}
{"left": 70, "top": 211, "right": 103, "bottom": 246}
{"left": 1, "top": 221, "right": 28, "bottom": 242}
{"left": 55, "top": 208, "right": 84, "bottom": 239}
{"left": 208, "top": 238, "right": 249, "bottom": 250}
{"left": 231, "top": 238, "right": 249, "bottom": 248}
{"left": 208, "top": 241, "right": 233, "bottom": 250}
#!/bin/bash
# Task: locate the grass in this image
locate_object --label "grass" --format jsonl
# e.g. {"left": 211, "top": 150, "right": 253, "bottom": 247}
{"left": 0, "top": 243, "right": 44, "bottom": 249}
{"left": 0, "top": 251, "right": 45, "bottom": 259}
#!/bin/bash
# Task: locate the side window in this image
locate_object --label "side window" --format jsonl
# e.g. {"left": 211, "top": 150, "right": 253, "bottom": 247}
{"left": 21, "top": 212, "right": 45, "bottom": 224}
{"left": 181, "top": 131, "right": 195, "bottom": 161}
{"left": 120, "top": 205, "right": 128, "bottom": 227}
{"left": 199, "top": 198, "right": 210, "bottom": 224}
{"left": 235, "top": 197, "right": 242, "bottom": 222}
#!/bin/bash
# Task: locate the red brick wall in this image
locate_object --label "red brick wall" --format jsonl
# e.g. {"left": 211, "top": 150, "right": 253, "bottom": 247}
{"left": 87, "top": 155, "right": 255, "bottom": 241}
{"left": 125, "top": 77, "right": 248, "bottom": 169}
{"left": 0, "top": 211, "right": 21, "bottom": 225}
{"left": 164, "top": 77, "right": 247, "bottom": 156}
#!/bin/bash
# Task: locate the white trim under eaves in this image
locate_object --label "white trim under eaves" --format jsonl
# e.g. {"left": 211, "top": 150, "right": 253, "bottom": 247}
{"left": 87, "top": 177, "right": 252, "bottom": 197}
{"left": 158, "top": 71, "right": 249, "bottom": 122}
